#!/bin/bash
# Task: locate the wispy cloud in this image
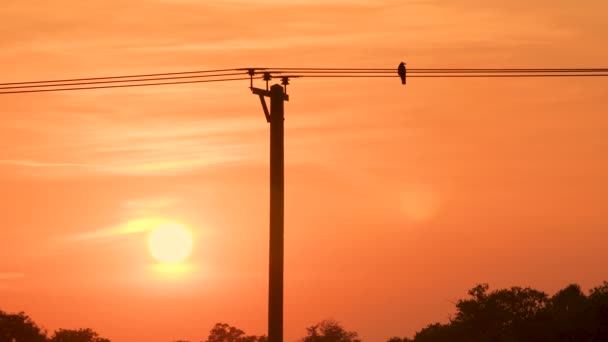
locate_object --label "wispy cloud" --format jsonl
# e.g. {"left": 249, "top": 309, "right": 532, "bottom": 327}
{"left": 0, "top": 273, "right": 25, "bottom": 280}
{"left": 0, "top": 273, "right": 24, "bottom": 292}
{"left": 64, "top": 196, "right": 184, "bottom": 242}
{"left": 68, "top": 217, "right": 176, "bottom": 242}
{"left": 1, "top": 112, "right": 266, "bottom": 177}
{"left": 123, "top": 196, "right": 181, "bottom": 211}
{"left": 122, "top": 196, "right": 182, "bottom": 217}
{"left": 0, "top": 159, "right": 97, "bottom": 168}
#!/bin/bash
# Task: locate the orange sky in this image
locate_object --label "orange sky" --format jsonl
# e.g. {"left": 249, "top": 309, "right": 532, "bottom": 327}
{"left": 1, "top": 1, "right": 608, "bottom": 341}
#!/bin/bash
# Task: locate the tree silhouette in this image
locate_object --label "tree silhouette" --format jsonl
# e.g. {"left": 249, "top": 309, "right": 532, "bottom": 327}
{"left": 3, "top": 280, "right": 608, "bottom": 342}
{"left": 0, "top": 310, "right": 47, "bottom": 342}
{"left": 387, "top": 336, "right": 413, "bottom": 342}
{"left": 547, "top": 284, "right": 590, "bottom": 341}
{"left": 589, "top": 281, "right": 608, "bottom": 342}
{"left": 395, "top": 281, "right": 608, "bottom": 342}
{"left": 50, "top": 328, "right": 110, "bottom": 342}
{"left": 302, "top": 320, "right": 360, "bottom": 342}
{"left": 206, "top": 322, "right": 266, "bottom": 342}
{"left": 451, "top": 283, "right": 549, "bottom": 342}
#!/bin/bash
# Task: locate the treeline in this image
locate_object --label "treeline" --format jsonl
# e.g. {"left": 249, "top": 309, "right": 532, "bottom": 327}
{"left": 0, "top": 310, "right": 110, "bottom": 342}
{"left": 2, "top": 281, "right": 607, "bottom": 342}
{"left": 390, "top": 281, "right": 608, "bottom": 342}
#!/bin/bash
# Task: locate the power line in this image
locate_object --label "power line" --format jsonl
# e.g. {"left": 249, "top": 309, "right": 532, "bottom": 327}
{"left": 406, "top": 69, "right": 608, "bottom": 73}
{"left": 0, "top": 77, "right": 258, "bottom": 95}
{"left": 263, "top": 67, "right": 395, "bottom": 71}
{"left": 0, "top": 68, "right": 242, "bottom": 86}
{"left": 299, "top": 74, "right": 608, "bottom": 78}
{"left": 0, "top": 72, "right": 248, "bottom": 90}
{"left": 1, "top": 66, "right": 608, "bottom": 95}
{"left": 266, "top": 68, "right": 608, "bottom": 74}
{"left": 407, "top": 68, "right": 608, "bottom": 72}
{"left": 408, "top": 74, "right": 608, "bottom": 78}
{"left": 3, "top": 67, "right": 608, "bottom": 87}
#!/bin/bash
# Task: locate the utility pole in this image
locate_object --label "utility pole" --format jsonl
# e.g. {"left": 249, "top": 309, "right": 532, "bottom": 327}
{"left": 251, "top": 81, "right": 289, "bottom": 342}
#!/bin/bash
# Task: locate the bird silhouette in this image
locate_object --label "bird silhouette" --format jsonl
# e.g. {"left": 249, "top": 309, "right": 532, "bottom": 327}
{"left": 398, "top": 62, "right": 406, "bottom": 85}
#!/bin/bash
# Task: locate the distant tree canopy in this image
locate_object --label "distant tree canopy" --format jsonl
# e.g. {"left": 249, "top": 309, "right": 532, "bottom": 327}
{"left": 2, "top": 281, "right": 608, "bottom": 342}
{"left": 0, "top": 310, "right": 110, "bottom": 342}
{"left": 386, "top": 337, "right": 412, "bottom": 342}
{"left": 50, "top": 328, "right": 111, "bottom": 342}
{"left": 391, "top": 281, "right": 608, "bottom": 342}
{"left": 302, "top": 319, "right": 360, "bottom": 342}
{"left": 206, "top": 322, "right": 267, "bottom": 342}
{"left": 0, "top": 310, "right": 47, "bottom": 342}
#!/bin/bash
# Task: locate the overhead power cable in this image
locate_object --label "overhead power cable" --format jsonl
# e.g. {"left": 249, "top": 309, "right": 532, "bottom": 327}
{"left": 297, "top": 74, "right": 608, "bottom": 78}
{"left": 262, "top": 67, "right": 395, "bottom": 71}
{"left": 408, "top": 74, "right": 608, "bottom": 78}
{"left": 1, "top": 66, "right": 608, "bottom": 95}
{"left": 3, "top": 67, "right": 608, "bottom": 87}
{"left": 401, "top": 68, "right": 608, "bottom": 72}
{"left": 0, "top": 77, "right": 259, "bottom": 95}
{"left": 265, "top": 68, "right": 608, "bottom": 74}
{"left": 0, "top": 68, "right": 243, "bottom": 86}
{"left": 0, "top": 72, "right": 248, "bottom": 90}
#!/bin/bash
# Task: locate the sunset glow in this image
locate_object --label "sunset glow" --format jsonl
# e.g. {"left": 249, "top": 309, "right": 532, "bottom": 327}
{"left": 148, "top": 222, "right": 193, "bottom": 264}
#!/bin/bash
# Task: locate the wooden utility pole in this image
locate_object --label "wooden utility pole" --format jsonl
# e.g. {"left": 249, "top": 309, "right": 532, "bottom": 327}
{"left": 251, "top": 82, "right": 289, "bottom": 342}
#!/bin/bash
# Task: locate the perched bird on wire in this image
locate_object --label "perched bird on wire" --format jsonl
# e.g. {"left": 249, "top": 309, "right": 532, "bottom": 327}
{"left": 398, "top": 62, "right": 406, "bottom": 85}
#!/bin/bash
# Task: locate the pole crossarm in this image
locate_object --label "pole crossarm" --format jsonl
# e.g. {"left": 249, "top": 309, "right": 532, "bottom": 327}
{"left": 251, "top": 87, "right": 272, "bottom": 97}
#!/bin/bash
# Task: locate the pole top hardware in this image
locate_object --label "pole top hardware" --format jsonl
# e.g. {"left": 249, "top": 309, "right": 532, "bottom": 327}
{"left": 279, "top": 76, "right": 300, "bottom": 95}
{"left": 246, "top": 70, "right": 298, "bottom": 94}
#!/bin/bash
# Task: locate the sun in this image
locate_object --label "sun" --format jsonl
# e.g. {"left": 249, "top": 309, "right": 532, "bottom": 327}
{"left": 148, "top": 222, "right": 193, "bottom": 264}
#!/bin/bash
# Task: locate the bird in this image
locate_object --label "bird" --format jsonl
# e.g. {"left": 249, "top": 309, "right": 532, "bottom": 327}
{"left": 398, "top": 62, "right": 406, "bottom": 85}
